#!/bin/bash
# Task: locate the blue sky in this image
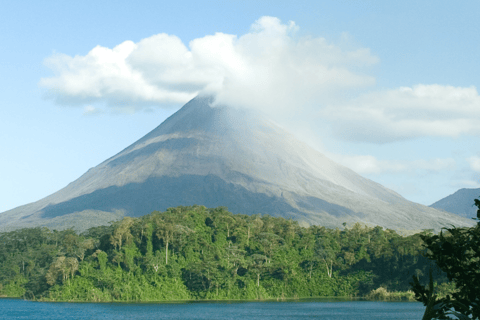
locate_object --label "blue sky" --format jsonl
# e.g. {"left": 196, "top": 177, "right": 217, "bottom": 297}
{"left": 1, "top": 0, "right": 479, "bottom": 213}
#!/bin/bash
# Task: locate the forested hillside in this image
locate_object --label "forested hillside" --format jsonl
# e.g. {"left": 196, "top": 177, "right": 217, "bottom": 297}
{"left": 0, "top": 205, "right": 443, "bottom": 302}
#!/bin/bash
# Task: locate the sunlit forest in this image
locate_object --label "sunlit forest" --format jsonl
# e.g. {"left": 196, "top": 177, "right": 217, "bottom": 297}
{"left": 0, "top": 205, "right": 445, "bottom": 302}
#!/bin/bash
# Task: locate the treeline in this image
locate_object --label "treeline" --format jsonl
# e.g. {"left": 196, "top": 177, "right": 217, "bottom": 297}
{"left": 0, "top": 205, "right": 443, "bottom": 302}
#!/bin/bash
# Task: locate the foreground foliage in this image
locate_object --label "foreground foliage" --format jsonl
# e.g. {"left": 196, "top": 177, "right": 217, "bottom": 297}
{"left": 1, "top": 206, "right": 441, "bottom": 301}
{"left": 411, "top": 198, "right": 480, "bottom": 320}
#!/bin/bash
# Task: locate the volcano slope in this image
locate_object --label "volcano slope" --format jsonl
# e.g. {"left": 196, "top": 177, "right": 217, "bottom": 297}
{"left": 0, "top": 96, "right": 473, "bottom": 232}
{"left": 430, "top": 188, "right": 480, "bottom": 219}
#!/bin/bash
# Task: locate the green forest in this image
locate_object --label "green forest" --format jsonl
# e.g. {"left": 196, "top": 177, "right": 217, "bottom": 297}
{"left": 0, "top": 205, "right": 447, "bottom": 302}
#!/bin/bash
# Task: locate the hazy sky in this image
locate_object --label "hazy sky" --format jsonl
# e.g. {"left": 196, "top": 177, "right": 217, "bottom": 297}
{"left": 1, "top": 0, "right": 479, "bottom": 213}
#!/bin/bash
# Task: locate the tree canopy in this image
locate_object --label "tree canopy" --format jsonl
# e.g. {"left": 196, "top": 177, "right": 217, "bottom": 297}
{"left": 1, "top": 205, "right": 440, "bottom": 302}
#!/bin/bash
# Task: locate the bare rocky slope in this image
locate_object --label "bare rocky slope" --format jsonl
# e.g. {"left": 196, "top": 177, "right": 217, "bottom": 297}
{"left": 0, "top": 96, "right": 473, "bottom": 232}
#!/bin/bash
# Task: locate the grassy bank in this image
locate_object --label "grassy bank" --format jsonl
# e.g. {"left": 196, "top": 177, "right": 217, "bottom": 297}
{"left": 364, "top": 287, "right": 416, "bottom": 301}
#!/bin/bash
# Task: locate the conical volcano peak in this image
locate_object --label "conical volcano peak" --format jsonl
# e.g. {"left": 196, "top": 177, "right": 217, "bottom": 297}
{"left": 118, "top": 94, "right": 287, "bottom": 171}
{"left": 0, "top": 96, "right": 474, "bottom": 232}
{"left": 132, "top": 95, "right": 269, "bottom": 144}
{"left": 164, "top": 95, "right": 277, "bottom": 134}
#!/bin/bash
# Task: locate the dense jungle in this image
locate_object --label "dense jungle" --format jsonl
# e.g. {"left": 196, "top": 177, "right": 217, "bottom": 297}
{"left": 0, "top": 205, "right": 448, "bottom": 302}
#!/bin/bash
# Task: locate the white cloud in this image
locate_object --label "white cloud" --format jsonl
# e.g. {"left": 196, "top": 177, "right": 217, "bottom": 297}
{"left": 321, "top": 84, "right": 480, "bottom": 143}
{"left": 40, "top": 16, "right": 377, "bottom": 113}
{"left": 82, "top": 105, "right": 103, "bottom": 116}
{"left": 467, "top": 156, "right": 480, "bottom": 172}
{"left": 40, "top": 39, "right": 195, "bottom": 109}
{"left": 331, "top": 153, "right": 456, "bottom": 175}
{"left": 40, "top": 16, "right": 480, "bottom": 145}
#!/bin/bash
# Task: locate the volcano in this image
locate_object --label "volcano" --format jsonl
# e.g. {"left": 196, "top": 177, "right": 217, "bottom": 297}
{"left": 0, "top": 96, "right": 473, "bottom": 232}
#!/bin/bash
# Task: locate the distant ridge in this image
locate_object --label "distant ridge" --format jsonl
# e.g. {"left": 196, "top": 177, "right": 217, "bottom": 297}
{"left": 430, "top": 188, "right": 480, "bottom": 219}
{"left": 0, "top": 96, "right": 474, "bottom": 232}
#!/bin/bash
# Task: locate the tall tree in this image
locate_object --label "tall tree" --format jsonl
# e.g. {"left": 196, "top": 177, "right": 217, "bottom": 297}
{"left": 154, "top": 218, "right": 175, "bottom": 265}
{"left": 110, "top": 217, "right": 134, "bottom": 250}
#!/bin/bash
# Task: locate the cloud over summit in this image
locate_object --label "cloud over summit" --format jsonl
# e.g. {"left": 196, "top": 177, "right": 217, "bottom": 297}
{"left": 40, "top": 16, "right": 480, "bottom": 144}
{"left": 40, "top": 16, "right": 377, "bottom": 114}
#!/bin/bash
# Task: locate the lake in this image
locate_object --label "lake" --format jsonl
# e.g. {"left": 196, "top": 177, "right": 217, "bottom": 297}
{"left": 0, "top": 298, "right": 425, "bottom": 319}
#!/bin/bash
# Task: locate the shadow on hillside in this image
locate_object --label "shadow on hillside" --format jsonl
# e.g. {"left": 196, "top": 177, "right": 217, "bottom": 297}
{"left": 39, "top": 174, "right": 355, "bottom": 220}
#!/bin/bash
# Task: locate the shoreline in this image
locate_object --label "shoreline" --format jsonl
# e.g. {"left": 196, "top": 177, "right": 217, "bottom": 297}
{"left": 0, "top": 294, "right": 416, "bottom": 304}
{"left": 36, "top": 296, "right": 351, "bottom": 304}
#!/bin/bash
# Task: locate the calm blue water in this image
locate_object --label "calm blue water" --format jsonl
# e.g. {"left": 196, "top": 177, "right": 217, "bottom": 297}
{"left": 0, "top": 298, "right": 425, "bottom": 320}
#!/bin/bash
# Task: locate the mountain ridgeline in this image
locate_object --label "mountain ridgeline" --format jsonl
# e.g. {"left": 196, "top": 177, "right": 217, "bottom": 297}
{"left": 0, "top": 96, "right": 473, "bottom": 232}
{"left": 430, "top": 188, "right": 480, "bottom": 219}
